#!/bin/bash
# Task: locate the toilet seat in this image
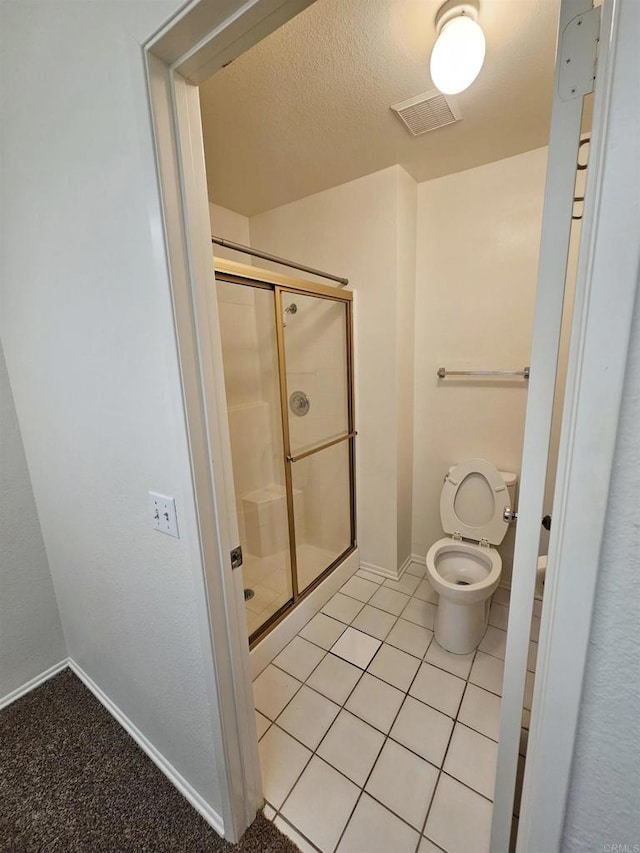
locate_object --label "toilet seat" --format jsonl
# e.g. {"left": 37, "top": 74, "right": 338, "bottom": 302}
{"left": 440, "top": 458, "right": 509, "bottom": 546}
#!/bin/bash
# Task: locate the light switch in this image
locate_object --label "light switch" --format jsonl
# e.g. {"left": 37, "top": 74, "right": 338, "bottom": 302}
{"left": 149, "top": 492, "right": 179, "bottom": 538}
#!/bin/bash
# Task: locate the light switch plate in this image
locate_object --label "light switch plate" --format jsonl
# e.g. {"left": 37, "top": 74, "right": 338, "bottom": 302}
{"left": 149, "top": 492, "right": 179, "bottom": 538}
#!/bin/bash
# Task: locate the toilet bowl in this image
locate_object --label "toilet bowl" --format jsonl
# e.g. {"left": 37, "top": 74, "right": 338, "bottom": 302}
{"left": 426, "top": 459, "right": 517, "bottom": 654}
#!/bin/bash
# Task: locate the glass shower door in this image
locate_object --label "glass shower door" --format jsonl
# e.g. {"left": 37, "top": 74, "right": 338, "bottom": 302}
{"left": 216, "top": 279, "right": 293, "bottom": 639}
{"left": 277, "top": 289, "right": 355, "bottom": 595}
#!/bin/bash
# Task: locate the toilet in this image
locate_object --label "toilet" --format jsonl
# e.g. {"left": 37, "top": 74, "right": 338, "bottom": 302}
{"left": 426, "top": 459, "right": 518, "bottom": 654}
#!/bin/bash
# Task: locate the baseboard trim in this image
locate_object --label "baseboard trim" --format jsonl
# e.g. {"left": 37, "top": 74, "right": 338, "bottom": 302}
{"left": 410, "top": 553, "right": 427, "bottom": 566}
{"left": 359, "top": 560, "right": 398, "bottom": 580}
{"left": 397, "top": 555, "right": 412, "bottom": 578}
{"left": 67, "top": 659, "right": 225, "bottom": 838}
{"left": 359, "top": 555, "right": 414, "bottom": 582}
{"left": 0, "top": 659, "right": 70, "bottom": 711}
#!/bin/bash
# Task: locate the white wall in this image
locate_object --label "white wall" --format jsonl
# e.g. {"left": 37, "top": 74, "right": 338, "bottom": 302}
{"left": 0, "top": 344, "right": 67, "bottom": 700}
{"left": 561, "top": 282, "right": 640, "bottom": 849}
{"left": 412, "top": 148, "right": 549, "bottom": 582}
{"left": 396, "top": 169, "right": 417, "bottom": 567}
{"left": 250, "top": 166, "right": 416, "bottom": 575}
{"left": 0, "top": 0, "right": 228, "bottom": 820}
{"left": 209, "top": 202, "right": 253, "bottom": 264}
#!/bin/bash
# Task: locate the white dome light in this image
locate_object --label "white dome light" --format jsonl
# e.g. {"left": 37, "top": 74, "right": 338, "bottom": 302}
{"left": 430, "top": 8, "right": 486, "bottom": 95}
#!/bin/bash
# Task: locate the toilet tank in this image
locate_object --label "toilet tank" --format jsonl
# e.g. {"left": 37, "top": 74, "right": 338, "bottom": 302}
{"left": 447, "top": 465, "right": 518, "bottom": 508}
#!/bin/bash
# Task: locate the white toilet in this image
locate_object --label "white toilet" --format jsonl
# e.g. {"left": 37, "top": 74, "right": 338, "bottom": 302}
{"left": 426, "top": 459, "right": 517, "bottom": 654}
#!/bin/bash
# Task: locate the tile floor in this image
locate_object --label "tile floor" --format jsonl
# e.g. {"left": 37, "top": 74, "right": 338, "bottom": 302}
{"left": 253, "top": 562, "right": 539, "bottom": 853}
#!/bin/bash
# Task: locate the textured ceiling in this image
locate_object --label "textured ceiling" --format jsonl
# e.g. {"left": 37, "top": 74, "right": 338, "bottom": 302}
{"left": 199, "top": 0, "right": 562, "bottom": 216}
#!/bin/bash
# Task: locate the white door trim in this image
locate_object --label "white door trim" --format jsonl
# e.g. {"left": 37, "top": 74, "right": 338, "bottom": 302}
{"left": 519, "top": 0, "right": 638, "bottom": 848}
{"left": 490, "top": 0, "right": 609, "bottom": 848}
{"left": 142, "top": 2, "right": 315, "bottom": 839}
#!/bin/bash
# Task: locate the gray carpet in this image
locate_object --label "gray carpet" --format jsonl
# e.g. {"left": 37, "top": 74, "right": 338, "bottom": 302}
{"left": 0, "top": 669, "right": 298, "bottom": 853}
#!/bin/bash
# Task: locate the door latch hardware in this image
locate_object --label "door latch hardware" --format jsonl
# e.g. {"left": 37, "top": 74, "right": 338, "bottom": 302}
{"left": 230, "top": 545, "right": 243, "bottom": 569}
{"left": 503, "top": 508, "right": 518, "bottom": 523}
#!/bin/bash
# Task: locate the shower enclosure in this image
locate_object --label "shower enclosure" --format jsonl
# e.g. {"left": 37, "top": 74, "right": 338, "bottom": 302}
{"left": 213, "top": 258, "right": 356, "bottom": 645}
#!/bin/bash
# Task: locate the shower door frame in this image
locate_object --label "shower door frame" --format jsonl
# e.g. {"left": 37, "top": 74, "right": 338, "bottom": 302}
{"left": 214, "top": 258, "right": 357, "bottom": 647}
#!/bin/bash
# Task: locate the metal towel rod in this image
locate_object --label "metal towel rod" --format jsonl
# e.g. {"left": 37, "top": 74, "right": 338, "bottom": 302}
{"left": 437, "top": 366, "right": 530, "bottom": 379}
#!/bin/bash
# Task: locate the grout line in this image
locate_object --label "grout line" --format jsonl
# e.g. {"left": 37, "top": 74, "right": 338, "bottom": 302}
{"left": 416, "top": 647, "right": 478, "bottom": 847}
{"left": 260, "top": 580, "right": 509, "bottom": 850}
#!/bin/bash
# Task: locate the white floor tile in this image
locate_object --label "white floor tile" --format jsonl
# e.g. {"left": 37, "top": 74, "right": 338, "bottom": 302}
{"left": 274, "top": 636, "right": 326, "bottom": 682}
{"left": 401, "top": 598, "right": 437, "bottom": 630}
{"left": 273, "top": 816, "right": 319, "bottom": 853}
{"left": 493, "top": 587, "right": 511, "bottom": 607}
{"left": 365, "top": 739, "right": 438, "bottom": 830}
{"left": 317, "top": 709, "right": 385, "bottom": 786}
{"left": 469, "top": 652, "right": 505, "bottom": 696}
{"left": 390, "top": 696, "right": 453, "bottom": 767}
{"left": 299, "top": 613, "right": 346, "bottom": 650}
{"left": 406, "top": 561, "right": 427, "bottom": 578}
{"left": 281, "top": 756, "right": 360, "bottom": 853}
{"left": 425, "top": 774, "right": 492, "bottom": 853}
{"left": 259, "top": 725, "right": 312, "bottom": 808}
{"left": 413, "top": 579, "right": 439, "bottom": 604}
{"left": 530, "top": 615, "right": 541, "bottom": 641}
{"left": 369, "top": 586, "right": 411, "bottom": 616}
{"left": 457, "top": 684, "right": 502, "bottom": 742}
{"left": 444, "top": 723, "right": 498, "bottom": 800}
{"left": 253, "top": 665, "right": 302, "bottom": 720}
{"left": 346, "top": 673, "right": 405, "bottom": 733}
{"left": 331, "top": 626, "right": 381, "bottom": 669}
{"left": 255, "top": 710, "right": 271, "bottom": 740}
{"left": 351, "top": 604, "right": 397, "bottom": 641}
{"left": 523, "top": 670, "right": 535, "bottom": 710}
{"left": 479, "top": 626, "right": 507, "bottom": 661}
{"left": 489, "top": 601, "right": 509, "bottom": 630}
{"left": 383, "top": 573, "right": 421, "bottom": 596}
{"left": 277, "top": 685, "right": 340, "bottom": 750}
{"left": 410, "top": 663, "right": 465, "bottom": 718}
{"left": 321, "top": 592, "right": 364, "bottom": 625}
{"left": 355, "top": 569, "right": 385, "bottom": 584}
{"left": 424, "top": 640, "right": 475, "bottom": 679}
{"left": 337, "top": 793, "right": 419, "bottom": 853}
{"left": 341, "top": 575, "right": 379, "bottom": 603}
{"left": 307, "top": 653, "right": 363, "bottom": 705}
{"left": 386, "top": 619, "right": 433, "bottom": 659}
{"left": 527, "top": 641, "right": 538, "bottom": 672}
{"left": 263, "top": 803, "right": 276, "bottom": 821}
{"left": 418, "top": 838, "right": 445, "bottom": 853}
{"left": 368, "top": 643, "right": 421, "bottom": 692}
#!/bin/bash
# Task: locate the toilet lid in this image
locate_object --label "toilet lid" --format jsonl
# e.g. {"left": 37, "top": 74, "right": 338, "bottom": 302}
{"left": 440, "top": 459, "right": 510, "bottom": 545}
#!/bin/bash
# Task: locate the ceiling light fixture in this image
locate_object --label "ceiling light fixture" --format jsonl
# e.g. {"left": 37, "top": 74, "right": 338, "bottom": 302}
{"left": 430, "top": 0, "right": 486, "bottom": 95}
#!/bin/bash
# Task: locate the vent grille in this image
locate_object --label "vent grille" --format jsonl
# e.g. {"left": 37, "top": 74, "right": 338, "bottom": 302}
{"left": 391, "top": 90, "right": 462, "bottom": 136}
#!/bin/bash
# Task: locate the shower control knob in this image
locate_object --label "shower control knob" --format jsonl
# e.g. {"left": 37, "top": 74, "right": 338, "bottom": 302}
{"left": 289, "top": 390, "right": 311, "bottom": 417}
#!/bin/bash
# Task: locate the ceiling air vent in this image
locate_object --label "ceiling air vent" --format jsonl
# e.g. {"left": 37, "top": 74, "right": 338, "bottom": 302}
{"left": 391, "top": 90, "right": 462, "bottom": 136}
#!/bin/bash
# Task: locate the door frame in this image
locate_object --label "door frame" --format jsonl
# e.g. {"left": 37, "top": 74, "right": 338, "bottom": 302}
{"left": 141, "top": 0, "right": 636, "bottom": 845}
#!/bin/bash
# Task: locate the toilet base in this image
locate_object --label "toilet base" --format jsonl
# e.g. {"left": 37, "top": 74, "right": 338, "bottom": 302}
{"left": 434, "top": 597, "right": 490, "bottom": 655}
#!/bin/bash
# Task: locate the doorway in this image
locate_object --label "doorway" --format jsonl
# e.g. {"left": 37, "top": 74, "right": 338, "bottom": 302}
{"left": 143, "top": 0, "right": 623, "bottom": 846}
